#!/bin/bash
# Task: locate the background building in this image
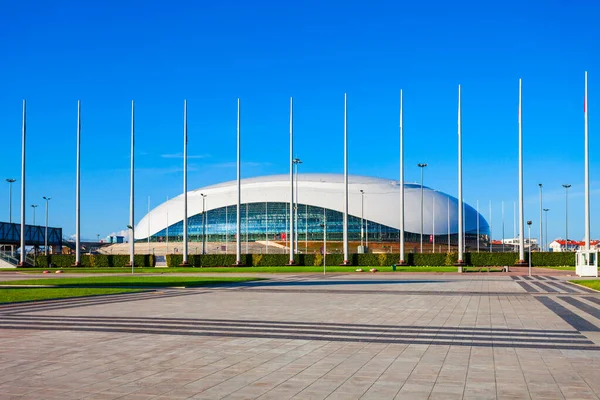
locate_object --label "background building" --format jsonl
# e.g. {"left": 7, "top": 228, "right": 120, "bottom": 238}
{"left": 134, "top": 174, "right": 490, "bottom": 252}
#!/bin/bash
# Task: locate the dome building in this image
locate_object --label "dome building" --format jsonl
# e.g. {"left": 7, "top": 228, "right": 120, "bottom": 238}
{"left": 134, "top": 174, "right": 490, "bottom": 249}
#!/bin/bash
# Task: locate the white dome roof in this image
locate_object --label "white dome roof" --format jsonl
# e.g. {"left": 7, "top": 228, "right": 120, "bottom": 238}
{"left": 134, "top": 173, "right": 488, "bottom": 239}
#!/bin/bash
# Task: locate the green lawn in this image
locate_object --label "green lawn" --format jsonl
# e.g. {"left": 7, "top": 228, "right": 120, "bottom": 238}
{"left": 570, "top": 280, "right": 600, "bottom": 291}
{"left": 0, "top": 276, "right": 263, "bottom": 288}
{"left": 14, "top": 266, "right": 459, "bottom": 274}
{"left": 0, "top": 288, "right": 145, "bottom": 303}
{"left": 539, "top": 266, "right": 576, "bottom": 271}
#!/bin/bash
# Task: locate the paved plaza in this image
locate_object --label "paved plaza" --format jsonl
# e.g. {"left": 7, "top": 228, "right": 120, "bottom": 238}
{"left": 2, "top": 272, "right": 600, "bottom": 399}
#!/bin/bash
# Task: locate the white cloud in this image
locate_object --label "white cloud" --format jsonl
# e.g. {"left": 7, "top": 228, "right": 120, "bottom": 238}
{"left": 108, "top": 230, "right": 130, "bottom": 241}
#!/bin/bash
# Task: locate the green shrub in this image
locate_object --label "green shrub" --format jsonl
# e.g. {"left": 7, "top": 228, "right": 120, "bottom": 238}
{"left": 313, "top": 254, "right": 323, "bottom": 266}
{"left": 532, "top": 252, "right": 575, "bottom": 267}
{"left": 469, "top": 252, "right": 518, "bottom": 266}
{"left": 412, "top": 253, "right": 446, "bottom": 266}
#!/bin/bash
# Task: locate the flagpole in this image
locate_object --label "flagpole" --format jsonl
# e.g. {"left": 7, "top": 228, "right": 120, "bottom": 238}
{"left": 18, "top": 100, "right": 26, "bottom": 266}
{"left": 399, "top": 90, "right": 406, "bottom": 264}
{"left": 129, "top": 100, "right": 135, "bottom": 272}
{"left": 75, "top": 100, "right": 82, "bottom": 267}
{"left": 457, "top": 85, "right": 465, "bottom": 269}
{"left": 288, "top": 97, "right": 295, "bottom": 264}
{"left": 235, "top": 98, "right": 243, "bottom": 265}
{"left": 342, "top": 93, "right": 350, "bottom": 265}
{"left": 518, "top": 79, "right": 525, "bottom": 264}
{"left": 181, "top": 100, "right": 189, "bottom": 265}
{"left": 584, "top": 71, "right": 590, "bottom": 250}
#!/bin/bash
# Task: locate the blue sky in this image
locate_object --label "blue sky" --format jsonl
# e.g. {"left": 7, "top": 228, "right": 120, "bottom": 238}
{"left": 0, "top": 0, "right": 598, "bottom": 243}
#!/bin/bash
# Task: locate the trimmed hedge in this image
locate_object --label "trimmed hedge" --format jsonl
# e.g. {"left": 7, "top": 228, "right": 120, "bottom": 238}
{"left": 469, "top": 252, "right": 519, "bottom": 267}
{"left": 33, "top": 254, "right": 155, "bottom": 268}
{"left": 165, "top": 252, "right": 575, "bottom": 267}
{"left": 531, "top": 252, "right": 575, "bottom": 266}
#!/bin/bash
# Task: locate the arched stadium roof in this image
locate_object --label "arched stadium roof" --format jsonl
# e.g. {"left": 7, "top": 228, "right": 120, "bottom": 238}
{"left": 134, "top": 173, "right": 488, "bottom": 240}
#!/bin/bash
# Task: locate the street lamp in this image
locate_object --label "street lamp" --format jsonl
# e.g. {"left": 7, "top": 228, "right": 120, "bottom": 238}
{"left": 360, "top": 189, "right": 365, "bottom": 248}
{"left": 538, "top": 184, "right": 543, "bottom": 253}
{"left": 562, "top": 184, "right": 571, "bottom": 251}
{"left": 201, "top": 193, "right": 207, "bottom": 254}
{"left": 527, "top": 220, "right": 532, "bottom": 276}
{"left": 31, "top": 204, "right": 38, "bottom": 225}
{"left": 417, "top": 163, "right": 428, "bottom": 253}
{"left": 42, "top": 197, "right": 51, "bottom": 255}
{"left": 293, "top": 158, "right": 302, "bottom": 254}
{"left": 6, "top": 179, "right": 16, "bottom": 224}
{"left": 543, "top": 208, "right": 549, "bottom": 251}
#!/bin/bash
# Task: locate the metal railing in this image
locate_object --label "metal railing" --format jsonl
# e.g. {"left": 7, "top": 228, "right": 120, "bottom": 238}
{"left": 0, "top": 250, "right": 19, "bottom": 267}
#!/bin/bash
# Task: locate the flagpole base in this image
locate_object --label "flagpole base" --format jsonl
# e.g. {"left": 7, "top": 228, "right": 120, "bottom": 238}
{"left": 454, "top": 260, "right": 466, "bottom": 273}
{"left": 340, "top": 260, "right": 352, "bottom": 266}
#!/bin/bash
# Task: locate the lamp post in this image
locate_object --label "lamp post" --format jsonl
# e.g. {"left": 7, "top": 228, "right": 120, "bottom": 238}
{"left": 527, "top": 220, "right": 532, "bottom": 276}
{"left": 562, "top": 184, "right": 571, "bottom": 251}
{"left": 543, "top": 208, "right": 549, "bottom": 251}
{"left": 6, "top": 179, "right": 16, "bottom": 224}
{"left": 293, "top": 158, "right": 302, "bottom": 254}
{"left": 201, "top": 193, "right": 207, "bottom": 254}
{"left": 31, "top": 204, "right": 38, "bottom": 225}
{"left": 360, "top": 189, "right": 364, "bottom": 248}
{"left": 417, "top": 163, "right": 427, "bottom": 253}
{"left": 42, "top": 197, "right": 51, "bottom": 255}
{"left": 538, "top": 184, "right": 543, "bottom": 253}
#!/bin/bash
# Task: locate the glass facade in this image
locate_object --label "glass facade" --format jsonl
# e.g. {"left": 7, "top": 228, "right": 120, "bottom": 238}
{"left": 147, "top": 202, "right": 489, "bottom": 245}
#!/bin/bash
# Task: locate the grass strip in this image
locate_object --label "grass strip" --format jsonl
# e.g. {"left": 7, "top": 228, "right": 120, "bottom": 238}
{"left": 13, "top": 266, "right": 459, "bottom": 274}
{"left": 0, "top": 276, "right": 263, "bottom": 288}
{"left": 0, "top": 288, "right": 145, "bottom": 304}
{"left": 570, "top": 280, "right": 600, "bottom": 291}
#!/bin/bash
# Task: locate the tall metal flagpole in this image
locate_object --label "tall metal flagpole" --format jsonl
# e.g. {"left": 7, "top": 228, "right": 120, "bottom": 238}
{"left": 489, "top": 201, "right": 493, "bottom": 253}
{"left": 182, "top": 100, "right": 189, "bottom": 265}
{"left": 75, "top": 100, "right": 82, "bottom": 267}
{"left": 166, "top": 196, "right": 169, "bottom": 254}
{"left": 288, "top": 97, "right": 295, "bottom": 264}
{"left": 476, "top": 200, "right": 480, "bottom": 252}
{"left": 399, "top": 90, "right": 406, "bottom": 264}
{"left": 518, "top": 79, "right": 525, "bottom": 264}
{"left": 584, "top": 71, "right": 590, "bottom": 250}
{"left": 539, "top": 184, "right": 543, "bottom": 252}
{"left": 457, "top": 85, "right": 465, "bottom": 268}
{"left": 342, "top": 93, "right": 350, "bottom": 265}
{"left": 128, "top": 101, "right": 135, "bottom": 272}
{"left": 235, "top": 98, "right": 243, "bottom": 265}
{"left": 19, "top": 100, "right": 26, "bottom": 266}
{"left": 147, "top": 196, "right": 150, "bottom": 253}
{"left": 502, "top": 200, "right": 505, "bottom": 252}
{"left": 447, "top": 198, "right": 450, "bottom": 252}
{"left": 432, "top": 195, "right": 435, "bottom": 252}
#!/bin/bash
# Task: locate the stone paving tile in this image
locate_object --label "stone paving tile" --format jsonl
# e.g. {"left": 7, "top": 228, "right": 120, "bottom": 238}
{"left": 2, "top": 274, "right": 600, "bottom": 400}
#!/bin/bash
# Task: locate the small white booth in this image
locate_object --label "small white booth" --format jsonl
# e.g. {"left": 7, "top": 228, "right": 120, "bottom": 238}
{"left": 576, "top": 249, "right": 598, "bottom": 277}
